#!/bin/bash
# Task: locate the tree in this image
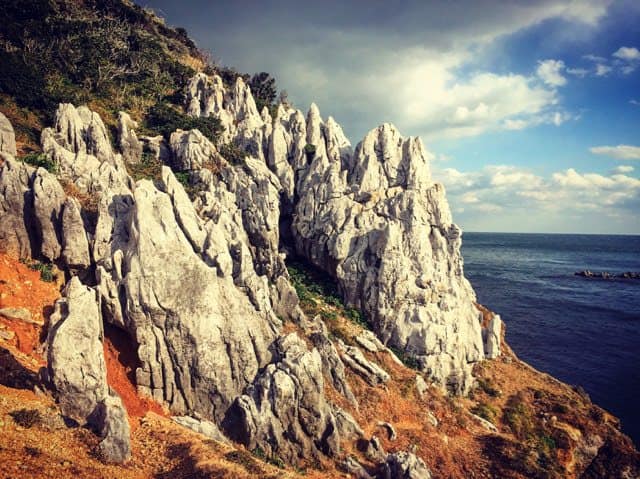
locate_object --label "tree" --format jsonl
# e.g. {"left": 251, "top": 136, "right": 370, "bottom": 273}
{"left": 249, "top": 72, "right": 277, "bottom": 113}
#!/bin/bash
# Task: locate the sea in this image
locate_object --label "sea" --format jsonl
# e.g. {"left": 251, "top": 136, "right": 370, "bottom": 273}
{"left": 461, "top": 232, "right": 640, "bottom": 446}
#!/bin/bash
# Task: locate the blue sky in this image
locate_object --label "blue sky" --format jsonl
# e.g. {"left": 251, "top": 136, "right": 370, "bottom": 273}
{"left": 144, "top": 0, "right": 640, "bottom": 234}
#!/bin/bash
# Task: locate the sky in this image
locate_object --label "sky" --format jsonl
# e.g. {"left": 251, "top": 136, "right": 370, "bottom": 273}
{"left": 143, "top": 0, "right": 640, "bottom": 234}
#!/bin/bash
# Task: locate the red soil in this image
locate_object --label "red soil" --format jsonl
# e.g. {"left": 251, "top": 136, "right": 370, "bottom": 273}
{"left": 0, "top": 254, "right": 59, "bottom": 360}
{"left": 103, "top": 324, "right": 167, "bottom": 429}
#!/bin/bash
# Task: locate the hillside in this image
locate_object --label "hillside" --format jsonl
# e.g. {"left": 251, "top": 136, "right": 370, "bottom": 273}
{"left": 0, "top": 1, "right": 639, "bottom": 478}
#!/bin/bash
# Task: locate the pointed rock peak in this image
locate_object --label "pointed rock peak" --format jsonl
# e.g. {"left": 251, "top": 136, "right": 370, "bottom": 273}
{"left": 275, "top": 103, "right": 286, "bottom": 121}
{"left": 308, "top": 102, "right": 322, "bottom": 121}
{"left": 261, "top": 105, "right": 272, "bottom": 123}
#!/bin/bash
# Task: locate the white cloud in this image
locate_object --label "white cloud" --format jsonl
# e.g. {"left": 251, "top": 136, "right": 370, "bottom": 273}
{"left": 198, "top": 1, "right": 610, "bottom": 142}
{"left": 566, "top": 67, "right": 589, "bottom": 77}
{"left": 613, "top": 46, "right": 640, "bottom": 61}
{"left": 631, "top": 99, "right": 640, "bottom": 106}
{"left": 583, "top": 53, "right": 607, "bottom": 62}
{"left": 595, "top": 63, "right": 613, "bottom": 76}
{"left": 537, "top": 59, "right": 567, "bottom": 86}
{"left": 613, "top": 165, "right": 634, "bottom": 173}
{"left": 590, "top": 145, "right": 640, "bottom": 160}
{"left": 433, "top": 162, "right": 640, "bottom": 233}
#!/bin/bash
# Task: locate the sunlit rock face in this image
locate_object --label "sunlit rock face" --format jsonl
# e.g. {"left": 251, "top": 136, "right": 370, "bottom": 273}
{"left": 188, "top": 73, "right": 488, "bottom": 393}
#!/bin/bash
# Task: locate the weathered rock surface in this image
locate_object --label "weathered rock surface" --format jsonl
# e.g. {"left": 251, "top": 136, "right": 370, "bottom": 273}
{"left": 0, "top": 112, "right": 17, "bottom": 156}
{"left": 94, "top": 394, "right": 132, "bottom": 463}
{"left": 172, "top": 416, "right": 230, "bottom": 444}
{"left": 46, "top": 277, "right": 131, "bottom": 463}
{"left": 0, "top": 158, "right": 38, "bottom": 258}
{"left": 340, "top": 342, "right": 390, "bottom": 386}
{"left": 223, "top": 334, "right": 340, "bottom": 463}
{"left": 384, "top": 451, "right": 433, "bottom": 479}
{"left": 117, "top": 112, "right": 142, "bottom": 164}
{"left": 46, "top": 276, "right": 108, "bottom": 420}
{"left": 483, "top": 314, "right": 502, "bottom": 359}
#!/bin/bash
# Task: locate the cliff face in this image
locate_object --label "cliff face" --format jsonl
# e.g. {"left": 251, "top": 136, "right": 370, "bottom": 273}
{"left": 0, "top": 4, "right": 638, "bottom": 478}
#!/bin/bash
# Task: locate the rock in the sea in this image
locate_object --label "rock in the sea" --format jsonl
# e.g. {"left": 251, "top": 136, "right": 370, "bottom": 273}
{"left": 0, "top": 112, "right": 17, "bottom": 156}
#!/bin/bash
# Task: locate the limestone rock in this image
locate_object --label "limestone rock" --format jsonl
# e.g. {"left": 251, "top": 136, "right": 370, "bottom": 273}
{"left": 334, "top": 408, "right": 364, "bottom": 440}
{"left": 308, "top": 319, "right": 357, "bottom": 406}
{"left": 384, "top": 451, "right": 432, "bottom": 479}
{"left": 0, "top": 158, "right": 37, "bottom": 258}
{"left": 340, "top": 343, "right": 390, "bottom": 386}
{"left": 223, "top": 334, "right": 340, "bottom": 463}
{"left": 94, "top": 394, "right": 131, "bottom": 464}
{"left": 365, "top": 436, "right": 386, "bottom": 462}
{"left": 47, "top": 277, "right": 108, "bottom": 421}
{"left": 169, "top": 129, "right": 220, "bottom": 171}
{"left": 33, "top": 167, "right": 66, "bottom": 261}
{"left": 377, "top": 421, "right": 398, "bottom": 441}
{"left": 41, "top": 103, "right": 131, "bottom": 195}
{"left": 0, "top": 307, "right": 35, "bottom": 324}
{"left": 471, "top": 413, "right": 498, "bottom": 433}
{"left": 118, "top": 112, "right": 142, "bottom": 164}
{"left": 415, "top": 375, "right": 428, "bottom": 399}
{"left": 61, "top": 197, "right": 90, "bottom": 270}
{"left": 341, "top": 456, "right": 374, "bottom": 479}
{"left": 291, "top": 112, "right": 485, "bottom": 393}
{"left": 172, "top": 416, "right": 230, "bottom": 444}
{"left": 0, "top": 112, "right": 17, "bottom": 156}
{"left": 483, "top": 314, "right": 502, "bottom": 359}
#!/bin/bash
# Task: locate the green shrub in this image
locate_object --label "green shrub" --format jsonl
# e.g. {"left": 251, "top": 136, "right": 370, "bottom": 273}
{"left": 21, "top": 259, "right": 55, "bottom": 282}
{"left": 304, "top": 143, "right": 316, "bottom": 161}
{"left": 127, "top": 150, "right": 162, "bottom": 182}
{"left": 389, "top": 346, "right": 420, "bottom": 370}
{"left": 20, "top": 153, "right": 57, "bottom": 174}
{"left": 503, "top": 396, "right": 535, "bottom": 440}
{"left": 145, "top": 102, "right": 223, "bottom": 143}
{"left": 471, "top": 402, "right": 499, "bottom": 424}
{"left": 218, "top": 142, "right": 249, "bottom": 165}
{"left": 477, "top": 377, "right": 501, "bottom": 398}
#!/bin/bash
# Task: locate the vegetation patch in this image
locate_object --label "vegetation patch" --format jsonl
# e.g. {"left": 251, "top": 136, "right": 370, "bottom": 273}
{"left": 20, "top": 259, "right": 56, "bottom": 282}
{"left": 144, "top": 102, "right": 222, "bottom": 143}
{"left": 251, "top": 446, "right": 285, "bottom": 469}
{"left": 389, "top": 346, "right": 420, "bottom": 370}
{"left": 218, "top": 142, "right": 249, "bottom": 165}
{"left": 19, "top": 152, "right": 57, "bottom": 174}
{"left": 10, "top": 408, "right": 42, "bottom": 428}
{"left": 477, "top": 377, "right": 502, "bottom": 398}
{"left": 471, "top": 401, "right": 499, "bottom": 424}
{"left": 126, "top": 149, "right": 163, "bottom": 183}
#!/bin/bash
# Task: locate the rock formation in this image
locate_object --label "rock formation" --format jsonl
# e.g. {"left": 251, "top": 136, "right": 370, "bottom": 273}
{"left": 0, "top": 71, "right": 502, "bottom": 468}
{"left": 188, "top": 73, "right": 490, "bottom": 393}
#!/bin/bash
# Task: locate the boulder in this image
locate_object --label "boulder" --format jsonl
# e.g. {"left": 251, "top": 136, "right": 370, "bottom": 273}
{"left": 47, "top": 277, "right": 109, "bottom": 421}
{"left": 483, "top": 314, "right": 502, "bottom": 359}
{"left": 117, "top": 112, "right": 142, "bottom": 164}
{"left": 384, "top": 451, "right": 432, "bottom": 479}
{"left": 0, "top": 112, "right": 17, "bottom": 156}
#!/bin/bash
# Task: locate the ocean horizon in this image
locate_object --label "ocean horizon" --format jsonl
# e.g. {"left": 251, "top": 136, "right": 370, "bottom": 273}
{"left": 462, "top": 232, "right": 640, "bottom": 446}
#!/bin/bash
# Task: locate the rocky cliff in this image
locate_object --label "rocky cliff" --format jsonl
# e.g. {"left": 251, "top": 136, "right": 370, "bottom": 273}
{"left": 0, "top": 3, "right": 638, "bottom": 477}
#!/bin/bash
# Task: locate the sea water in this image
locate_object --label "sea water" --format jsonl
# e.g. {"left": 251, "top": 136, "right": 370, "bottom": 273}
{"left": 462, "top": 232, "right": 640, "bottom": 445}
